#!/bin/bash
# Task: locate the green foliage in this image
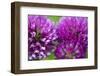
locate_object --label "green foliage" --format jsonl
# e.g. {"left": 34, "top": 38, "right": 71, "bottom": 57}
{"left": 44, "top": 53, "right": 55, "bottom": 60}
{"left": 48, "top": 16, "right": 61, "bottom": 24}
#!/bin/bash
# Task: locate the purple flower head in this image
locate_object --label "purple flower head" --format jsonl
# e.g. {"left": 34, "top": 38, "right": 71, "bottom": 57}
{"left": 55, "top": 16, "right": 88, "bottom": 59}
{"left": 28, "top": 15, "right": 58, "bottom": 60}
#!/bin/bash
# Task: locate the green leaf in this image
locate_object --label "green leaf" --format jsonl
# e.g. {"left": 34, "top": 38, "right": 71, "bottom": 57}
{"left": 44, "top": 53, "right": 55, "bottom": 60}
{"left": 48, "top": 16, "right": 61, "bottom": 24}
